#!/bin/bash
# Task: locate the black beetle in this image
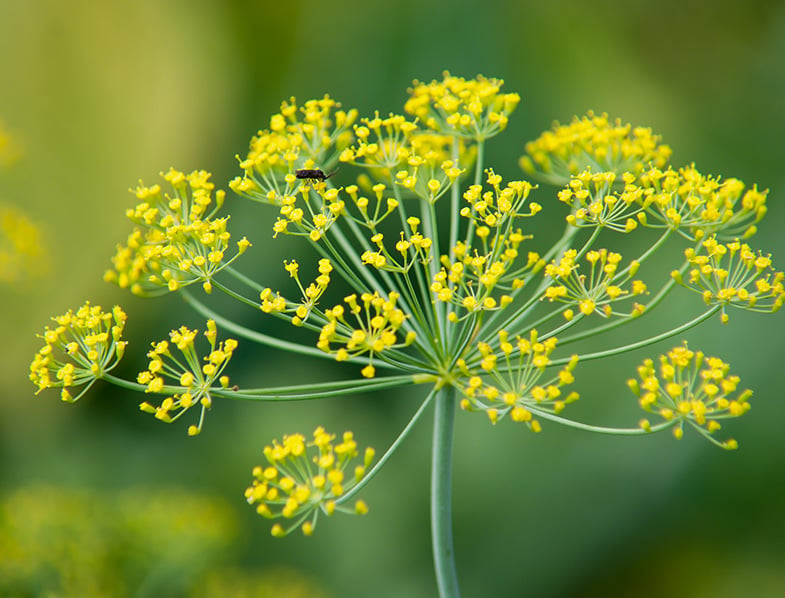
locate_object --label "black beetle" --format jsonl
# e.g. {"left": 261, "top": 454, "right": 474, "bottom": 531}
{"left": 294, "top": 168, "right": 337, "bottom": 184}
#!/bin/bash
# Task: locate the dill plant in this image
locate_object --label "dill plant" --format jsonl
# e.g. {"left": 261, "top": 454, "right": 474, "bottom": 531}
{"left": 30, "top": 73, "right": 783, "bottom": 597}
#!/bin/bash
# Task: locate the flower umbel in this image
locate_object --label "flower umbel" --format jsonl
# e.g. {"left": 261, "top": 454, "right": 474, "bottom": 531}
{"left": 405, "top": 72, "right": 520, "bottom": 140}
{"left": 317, "top": 291, "right": 416, "bottom": 378}
{"left": 138, "top": 320, "right": 237, "bottom": 436}
{"left": 543, "top": 248, "right": 647, "bottom": 319}
{"left": 339, "top": 112, "right": 419, "bottom": 172}
{"left": 557, "top": 171, "right": 644, "bottom": 233}
{"left": 672, "top": 236, "right": 785, "bottom": 323}
{"left": 245, "top": 427, "right": 374, "bottom": 537}
{"left": 520, "top": 110, "right": 672, "bottom": 184}
{"left": 29, "top": 73, "right": 782, "bottom": 596}
{"left": 29, "top": 302, "right": 127, "bottom": 402}
{"left": 229, "top": 95, "right": 357, "bottom": 204}
{"left": 459, "top": 330, "right": 580, "bottom": 428}
{"left": 634, "top": 165, "right": 768, "bottom": 241}
{"left": 629, "top": 343, "right": 752, "bottom": 449}
{"left": 104, "top": 168, "right": 250, "bottom": 296}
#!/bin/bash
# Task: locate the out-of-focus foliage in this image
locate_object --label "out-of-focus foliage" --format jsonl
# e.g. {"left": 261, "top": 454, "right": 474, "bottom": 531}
{"left": 0, "top": 485, "right": 327, "bottom": 597}
{"left": 0, "top": 485, "right": 322, "bottom": 598}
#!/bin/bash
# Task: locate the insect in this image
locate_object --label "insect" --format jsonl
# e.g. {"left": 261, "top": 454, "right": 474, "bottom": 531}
{"left": 294, "top": 168, "right": 338, "bottom": 184}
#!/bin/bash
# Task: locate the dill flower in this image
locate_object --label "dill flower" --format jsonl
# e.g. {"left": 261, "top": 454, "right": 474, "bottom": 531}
{"left": 556, "top": 164, "right": 769, "bottom": 243}
{"left": 137, "top": 319, "right": 237, "bottom": 436}
{"left": 672, "top": 236, "right": 785, "bottom": 323}
{"left": 317, "top": 291, "right": 416, "bottom": 378}
{"left": 244, "top": 427, "right": 374, "bottom": 536}
{"left": 229, "top": 95, "right": 356, "bottom": 204}
{"left": 633, "top": 164, "right": 767, "bottom": 240}
{"left": 29, "top": 302, "right": 127, "bottom": 402}
{"left": 339, "top": 114, "right": 471, "bottom": 202}
{"left": 29, "top": 73, "right": 783, "bottom": 596}
{"left": 104, "top": 168, "right": 250, "bottom": 296}
{"left": 520, "top": 110, "right": 672, "bottom": 184}
{"left": 557, "top": 171, "right": 644, "bottom": 233}
{"left": 458, "top": 330, "right": 580, "bottom": 429}
{"left": 339, "top": 111, "right": 419, "bottom": 172}
{"left": 543, "top": 248, "right": 647, "bottom": 319}
{"left": 405, "top": 71, "right": 520, "bottom": 140}
{"left": 629, "top": 343, "right": 752, "bottom": 449}
{"left": 395, "top": 135, "right": 470, "bottom": 204}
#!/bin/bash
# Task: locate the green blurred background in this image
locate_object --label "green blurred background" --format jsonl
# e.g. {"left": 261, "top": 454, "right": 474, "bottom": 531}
{"left": 2, "top": 0, "right": 785, "bottom": 596}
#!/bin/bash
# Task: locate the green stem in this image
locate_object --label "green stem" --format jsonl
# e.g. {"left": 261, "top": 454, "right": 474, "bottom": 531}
{"left": 550, "top": 305, "right": 721, "bottom": 367}
{"left": 216, "top": 374, "right": 416, "bottom": 400}
{"left": 211, "top": 279, "right": 261, "bottom": 310}
{"left": 100, "top": 372, "right": 416, "bottom": 404}
{"left": 528, "top": 407, "right": 676, "bottom": 435}
{"left": 224, "top": 265, "right": 265, "bottom": 293}
{"left": 448, "top": 138, "right": 462, "bottom": 259}
{"left": 337, "top": 388, "right": 437, "bottom": 504}
{"left": 431, "top": 386, "right": 460, "bottom": 598}
{"left": 101, "top": 373, "right": 147, "bottom": 393}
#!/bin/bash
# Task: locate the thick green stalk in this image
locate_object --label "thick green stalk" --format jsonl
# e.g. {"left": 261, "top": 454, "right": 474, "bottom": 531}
{"left": 431, "top": 386, "right": 460, "bottom": 598}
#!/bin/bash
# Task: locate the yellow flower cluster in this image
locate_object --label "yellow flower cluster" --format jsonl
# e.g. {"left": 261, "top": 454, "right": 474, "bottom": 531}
{"left": 26, "top": 73, "right": 785, "bottom": 554}
{"left": 230, "top": 95, "right": 357, "bottom": 200}
{"left": 520, "top": 111, "right": 672, "bottom": 183}
{"left": 270, "top": 176, "right": 346, "bottom": 240}
{"left": 339, "top": 112, "right": 419, "bottom": 171}
{"left": 339, "top": 114, "right": 467, "bottom": 202}
{"left": 635, "top": 165, "right": 768, "bottom": 240}
{"left": 629, "top": 343, "right": 752, "bottom": 448}
{"left": 555, "top": 165, "right": 768, "bottom": 243}
{"left": 245, "top": 427, "right": 374, "bottom": 537}
{"left": 342, "top": 182, "right": 400, "bottom": 229}
{"left": 359, "top": 217, "right": 433, "bottom": 274}
{"left": 544, "top": 248, "right": 647, "bottom": 319}
{"left": 29, "top": 302, "right": 127, "bottom": 402}
{"left": 395, "top": 154, "right": 464, "bottom": 204}
{"left": 317, "top": 292, "right": 416, "bottom": 378}
{"left": 558, "top": 171, "right": 644, "bottom": 233}
{"left": 227, "top": 98, "right": 356, "bottom": 241}
{"left": 283, "top": 258, "right": 333, "bottom": 325}
{"left": 258, "top": 259, "right": 333, "bottom": 324}
{"left": 105, "top": 168, "right": 250, "bottom": 296}
{"left": 460, "top": 169, "right": 539, "bottom": 225}
{"left": 672, "top": 237, "right": 785, "bottom": 323}
{"left": 433, "top": 170, "right": 544, "bottom": 319}
{"left": 405, "top": 71, "right": 520, "bottom": 140}
{"left": 138, "top": 320, "right": 237, "bottom": 436}
{"left": 407, "top": 133, "right": 475, "bottom": 172}
{"left": 458, "top": 330, "right": 579, "bottom": 428}
{"left": 432, "top": 238, "right": 538, "bottom": 319}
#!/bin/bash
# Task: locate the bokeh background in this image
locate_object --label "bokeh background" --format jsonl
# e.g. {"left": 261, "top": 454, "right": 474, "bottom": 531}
{"left": 2, "top": 0, "right": 785, "bottom": 596}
